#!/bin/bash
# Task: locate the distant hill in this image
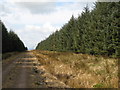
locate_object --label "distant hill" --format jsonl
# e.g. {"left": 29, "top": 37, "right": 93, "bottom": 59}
{"left": 36, "top": 2, "right": 120, "bottom": 58}
{"left": 0, "top": 20, "right": 27, "bottom": 53}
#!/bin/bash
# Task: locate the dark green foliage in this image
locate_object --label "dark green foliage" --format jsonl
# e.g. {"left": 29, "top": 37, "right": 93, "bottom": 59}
{"left": 1, "top": 21, "right": 9, "bottom": 53}
{"left": 0, "top": 21, "right": 26, "bottom": 53}
{"left": 25, "top": 47, "right": 28, "bottom": 50}
{"left": 36, "top": 2, "right": 120, "bottom": 58}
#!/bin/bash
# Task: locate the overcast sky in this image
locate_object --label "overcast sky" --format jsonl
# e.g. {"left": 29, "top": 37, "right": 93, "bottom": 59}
{"left": 0, "top": 0, "right": 96, "bottom": 50}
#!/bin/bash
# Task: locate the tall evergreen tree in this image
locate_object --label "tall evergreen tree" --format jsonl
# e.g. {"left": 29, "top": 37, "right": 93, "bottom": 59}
{"left": 0, "top": 21, "right": 27, "bottom": 53}
{"left": 36, "top": 2, "right": 120, "bottom": 58}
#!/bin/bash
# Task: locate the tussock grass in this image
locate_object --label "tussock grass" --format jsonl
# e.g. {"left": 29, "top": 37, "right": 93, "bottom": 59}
{"left": 33, "top": 50, "right": 118, "bottom": 88}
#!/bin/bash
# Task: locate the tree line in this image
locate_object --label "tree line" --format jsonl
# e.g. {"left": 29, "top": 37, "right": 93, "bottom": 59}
{"left": 36, "top": 2, "right": 120, "bottom": 58}
{"left": 0, "top": 20, "right": 27, "bottom": 53}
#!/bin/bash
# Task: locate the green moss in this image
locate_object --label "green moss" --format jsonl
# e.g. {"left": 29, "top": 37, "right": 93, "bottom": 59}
{"left": 93, "top": 83, "right": 104, "bottom": 88}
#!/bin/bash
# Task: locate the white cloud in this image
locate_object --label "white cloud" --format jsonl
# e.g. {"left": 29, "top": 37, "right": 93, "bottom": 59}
{"left": 1, "top": 2, "right": 88, "bottom": 28}
{"left": 15, "top": 24, "right": 60, "bottom": 50}
{"left": 9, "top": 0, "right": 55, "bottom": 3}
{"left": 8, "top": 0, "right": 96, "bottom": 2}
{"left": 0, "top": 0, "right": 95, "bottom": 49}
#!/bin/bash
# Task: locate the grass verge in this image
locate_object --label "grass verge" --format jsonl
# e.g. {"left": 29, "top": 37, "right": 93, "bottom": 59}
{"left": 33, "top": 50, "right": 118, "bottom": 88}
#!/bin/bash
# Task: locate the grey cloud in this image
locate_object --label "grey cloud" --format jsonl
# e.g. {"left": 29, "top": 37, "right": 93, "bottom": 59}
{"left": 15, "top": 2, "right": 56, "bottom": 14}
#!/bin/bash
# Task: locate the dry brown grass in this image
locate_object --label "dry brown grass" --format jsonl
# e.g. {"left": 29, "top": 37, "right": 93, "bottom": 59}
{"left": 33, "top": 50, "right": 118, "bottom": 88}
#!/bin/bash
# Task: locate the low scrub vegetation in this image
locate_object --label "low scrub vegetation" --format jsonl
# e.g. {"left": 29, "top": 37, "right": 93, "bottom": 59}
{"left": 2, "top": 52, "right": 19, "bottom": 60}
{"left": 33, "top": 50, "right": 118, "bottom": 88}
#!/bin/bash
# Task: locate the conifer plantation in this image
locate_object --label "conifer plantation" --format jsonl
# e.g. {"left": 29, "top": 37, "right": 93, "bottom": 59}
{"left": 36, "top": 2, "right": 120, "bottom": 58}
{"left": 0, "top": 21, "right": 27, "bottom": 53}
{"left": 1, "top": 1, "right": 119, "bottom": 88}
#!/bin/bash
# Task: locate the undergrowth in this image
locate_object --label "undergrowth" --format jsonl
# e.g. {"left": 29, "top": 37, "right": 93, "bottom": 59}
{"left": 33, "top": 50, "right": 118, "bottom": 88}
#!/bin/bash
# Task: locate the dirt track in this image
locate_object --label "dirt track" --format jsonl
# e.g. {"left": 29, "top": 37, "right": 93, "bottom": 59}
{"left": 2, "top": 51, "right": 46, "bottom": 88}
{"left": 2, "top": 51, "right": 118, "bottom": 88}
{"left": 2, "top": 51, "right": 68, "bottom": 88}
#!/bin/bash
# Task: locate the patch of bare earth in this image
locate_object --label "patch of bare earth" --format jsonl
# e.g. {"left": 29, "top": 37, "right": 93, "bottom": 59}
{"left": 2, "top": 52, "right": 46, "bottom": 88}
{"left": 33, "top": 50, "right": 118, "bottom": 88}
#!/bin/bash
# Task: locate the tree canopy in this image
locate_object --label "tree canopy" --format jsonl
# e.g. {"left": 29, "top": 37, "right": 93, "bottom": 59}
{"left": 0, "top": 21, "right": 27, "bottom": 53}
{"left": 36, "top": 2, "right": 120, "bottom": 58}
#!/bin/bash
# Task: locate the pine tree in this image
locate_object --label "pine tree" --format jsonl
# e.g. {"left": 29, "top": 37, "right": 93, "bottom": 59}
{"left": 36, "top": 2, "right": 120, "bottom": 58}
